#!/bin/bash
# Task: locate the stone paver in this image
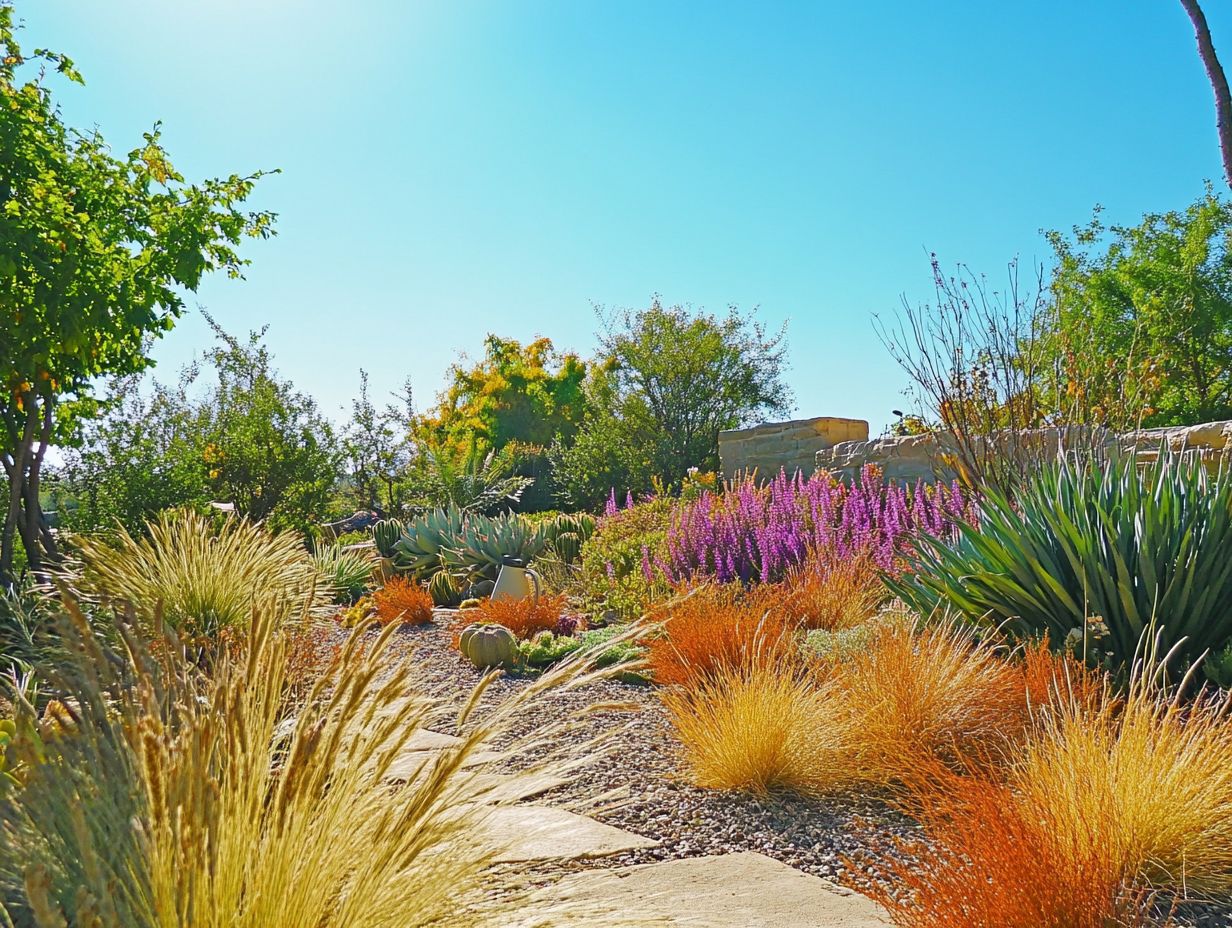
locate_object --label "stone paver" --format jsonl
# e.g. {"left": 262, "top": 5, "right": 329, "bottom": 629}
{"left": 544, "top": 851, "right": 889, "bottom": 927}
{"left": 474, "top": 804, "right": 660, "bottom": 863}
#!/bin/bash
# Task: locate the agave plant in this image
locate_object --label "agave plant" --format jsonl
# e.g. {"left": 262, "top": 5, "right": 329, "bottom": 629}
{"left": 440, "top": 511, "right": 550, "bottom": 584}
{"left": 392, "top": 505, "right": 468, "bottom": 579}
{"left": 888, "top": 451, "right": 1232, "bottom": 678}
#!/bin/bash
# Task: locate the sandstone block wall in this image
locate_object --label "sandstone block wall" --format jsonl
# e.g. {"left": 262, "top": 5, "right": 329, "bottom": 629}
{"left": 718, "top": 417, "right": 869, "bottom": 478}
{"left": 814, "top": 420, "right": 1232, "bottom": 483}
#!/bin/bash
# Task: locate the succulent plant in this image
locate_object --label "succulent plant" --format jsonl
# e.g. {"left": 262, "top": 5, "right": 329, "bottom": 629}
{"left": 550, "top": 530, "right": 582, "bottom": 565}
{"left": 458, "top": 623, "right": 519, "bottom": 669}
{"left": 439, "top": 511, "right": 549, "bottom": 584}
{"left": 373, "top": 519, "right": 403, "bottom": 559}
{"left": 392, "top": 505, "right": 468, "bottom": 579}
{"left": 428, "top": 569, "right": 461, "bottom": 608}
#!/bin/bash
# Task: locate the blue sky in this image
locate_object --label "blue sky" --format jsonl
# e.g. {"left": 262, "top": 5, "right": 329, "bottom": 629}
{"left": 18, "top": 1, "right": 1232, "bottom": 433}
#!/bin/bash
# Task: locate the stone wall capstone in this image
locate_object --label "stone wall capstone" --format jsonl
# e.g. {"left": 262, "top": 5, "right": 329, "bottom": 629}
{"left": 718, "top": 417, "right": 869, "bottom": 478}
{"left": 814, "top": 420, "right": 1232, "bottom": 483}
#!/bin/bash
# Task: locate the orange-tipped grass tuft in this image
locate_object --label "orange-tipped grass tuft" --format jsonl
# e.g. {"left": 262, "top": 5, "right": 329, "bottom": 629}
{"left": 372, "top": 575, "right": 435, "bottom": 626}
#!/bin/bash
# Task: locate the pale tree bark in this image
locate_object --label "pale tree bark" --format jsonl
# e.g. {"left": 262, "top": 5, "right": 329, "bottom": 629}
{"left": 1181, "top": 0, "right": 1232, "bottom": 190}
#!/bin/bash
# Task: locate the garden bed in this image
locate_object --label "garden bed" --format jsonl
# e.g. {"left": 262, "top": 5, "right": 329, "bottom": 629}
{"left": 344, "top": 618, "right": 1232, "bottom": 928}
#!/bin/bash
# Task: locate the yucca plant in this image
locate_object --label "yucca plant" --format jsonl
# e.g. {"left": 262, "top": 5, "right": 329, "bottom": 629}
{"left": 889, "top": 451, "right": 1232, "bottom": 678}
{"left": 0, "top": 599, "right": 630, "bottom": 928}
{"left": 312, "top": 543, "right": 376, "bottom": 603}
{"left": 73, "top": 509, "right": 328, "bottom": 638}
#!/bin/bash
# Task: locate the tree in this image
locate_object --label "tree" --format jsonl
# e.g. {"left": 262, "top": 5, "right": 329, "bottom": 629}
{"left": 0, "top": 8, "right": 274, "bottom": 587}
{"left": 554, "top": 300, "right": 791, "bottom": 509}
{"left": 420, "top": 335, "right": 589, "bottom": 451}
{"left": 341, "top": 371, "right": 414, "bottom": 515}
{"left": 1181, "top": 0, "right": 1232, "bottom": 190}
{"left": 1043, "top": 192, "right": 1232, "bottom": 427}
{"left": 192, "top": 317, "right": 339, "bottom": 535}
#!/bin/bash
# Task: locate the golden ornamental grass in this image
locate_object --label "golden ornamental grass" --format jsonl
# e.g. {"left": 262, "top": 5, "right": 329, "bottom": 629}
{"left": 73, "top": 508, "right": 329, "bottom": 637}
{"left": 660, "top": 658, "right": 852, "bottom": 795}
{"left": 1012, "top": 678, "right": 1232, "bottom": 897}
{"left": 0, "top": 599, "right": 637, "bottom": 928}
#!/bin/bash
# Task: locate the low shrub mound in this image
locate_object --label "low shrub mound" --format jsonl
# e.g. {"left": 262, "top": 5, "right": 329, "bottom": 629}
{"left": 372, "top": 577, "right": 434, "bottom": 626}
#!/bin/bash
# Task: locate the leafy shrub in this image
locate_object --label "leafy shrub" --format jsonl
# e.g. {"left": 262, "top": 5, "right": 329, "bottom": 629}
{"left": 371, "top": 577, "right": 434, "bottom": 626}
{"left": 661, "top": 660, "right": 852, "bottom": 795}
{"left": 645, "top": 586, "right": 796, "bottom": 688}
{"left": 469, "top": 594, "right": 567, "bottom": 640}
{"left": 0, "top": 602, "right": 618, "bottom": 928}
{"left": 576, "top": 498, "right": 673, "bottom": 619}
{"left": 313, "top": 543, "right": 375, "bottom": 603}
{"left": 664, "top": 467, "right": 968, "bottom": 585}
{"left": 73, "top": 509, "right": 327, "bottom": 639}
{"left": 889, "top": 452, "right": 1232, "bottom": 679}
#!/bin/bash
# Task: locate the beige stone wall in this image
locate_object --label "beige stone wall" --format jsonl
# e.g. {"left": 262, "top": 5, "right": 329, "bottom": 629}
{"left": 814, "top": 420, "right": 1232, "bottom": 483}
{"left": 718, "top": 417, "right": 869, "bottom": 478}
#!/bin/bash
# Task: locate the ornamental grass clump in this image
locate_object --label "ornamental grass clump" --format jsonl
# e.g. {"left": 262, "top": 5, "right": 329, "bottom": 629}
{"left": 867, "top": 765, "right": 1160, "bottom": 928}
{"left": 661, "top": 658, "right": 852, "bottom": 795}
{"left": 470, "top": 593, "right": 568, "bottom": 640}
{"left": 761, "top": 552, "right": 886, "bottom": 631}
{"left": 0, "top": 599, "right": 622, "bottom": 928}
{"left": 889, "top": 451, "right": 1232, "bottom": 679}
{"left": 833, "top": 621, "right": 1031, "bottom": 786}
{"left": 645, "top": 586, "right": 796, "bottom": 688}
{"left": 73, "top": 508, "right": 327, "bottom": 639}
{"left": 1013, "top": 675, "right": 1232, "bottom": 897}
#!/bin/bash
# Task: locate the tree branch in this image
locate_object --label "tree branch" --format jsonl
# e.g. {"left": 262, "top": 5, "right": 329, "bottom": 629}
{"left": 1181, "top": 0, "right": 1232, "bottom": 190}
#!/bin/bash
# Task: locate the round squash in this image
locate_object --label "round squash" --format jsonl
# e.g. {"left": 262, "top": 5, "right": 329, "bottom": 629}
{"left": 460, "top": 623, "right": 519, "bottom": 669}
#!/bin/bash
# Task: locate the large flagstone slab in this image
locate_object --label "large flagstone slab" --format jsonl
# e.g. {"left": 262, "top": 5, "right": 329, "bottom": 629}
{"left": 544, "top": 851, "right": 889, "bottom": 927}
{"left": 476, "top": 805, "right": 659, "bottom": 863}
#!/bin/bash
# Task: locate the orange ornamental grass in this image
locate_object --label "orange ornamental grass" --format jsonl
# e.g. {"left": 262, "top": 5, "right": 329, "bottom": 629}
{"left": 868, "top": 764, "right": 1160, "bottom": 928}
{"left": 834, "top": 620, "right": 1031, "bottom": 786}
{"left": 646, "top": 585, "right": 797, "bottom": 688}
{"left": 760, "top": 552, "right": 886, "bottom": 632}
{"left": 371, "top": 576, "right": 435, "bottom": 626}
{"left": 469, "top": 593, "right": 567, "bottom": 640}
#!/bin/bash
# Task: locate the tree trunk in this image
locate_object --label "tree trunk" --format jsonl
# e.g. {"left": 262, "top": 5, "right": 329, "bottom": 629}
{"left": 1181, "top": 0, "right": 1232, "bottom": 190}
{"left": 1, "top": 392, "right": 58, "bottom": 591}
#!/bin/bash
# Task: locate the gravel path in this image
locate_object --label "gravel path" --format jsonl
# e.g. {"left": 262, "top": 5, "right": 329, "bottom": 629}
{"left": 355, "top": 618, "right": 1232, "bottom": 927}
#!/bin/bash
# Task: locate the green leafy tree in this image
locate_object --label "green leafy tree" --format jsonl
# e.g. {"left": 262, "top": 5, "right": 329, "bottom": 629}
{"left": 1043, "top": 191, "right": 1232, "bottom": 427}
{"left": 0, "top": 8, "right": 274, "bottom": 587}
{"left": 193, "top": 316, "right": 339, "bottom": 535}
{"left": 554, "top": 300, "right": 791, "bottom": 509}
{"left": 422, "top": 335, "right": 589, "bottom": 451}
{"left": 341, "top": 371, "right": 414, "bottom": 515}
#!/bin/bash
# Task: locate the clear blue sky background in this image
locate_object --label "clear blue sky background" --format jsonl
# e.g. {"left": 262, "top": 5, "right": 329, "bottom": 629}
{"left": 18, "top": 1, "right": 1232, "bottom": 433}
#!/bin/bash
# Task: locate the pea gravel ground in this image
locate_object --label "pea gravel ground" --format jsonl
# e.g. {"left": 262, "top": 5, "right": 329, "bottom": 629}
{"left": 349, "top": 618, "right": 1232, "bottom": 927}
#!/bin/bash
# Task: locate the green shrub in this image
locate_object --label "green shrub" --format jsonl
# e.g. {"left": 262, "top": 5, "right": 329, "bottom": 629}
{"left": 576, "top": 499, "right": 673, "bottom": 619}
{"left": 888, "top": 452, "right": 1232, "bottom": 679}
